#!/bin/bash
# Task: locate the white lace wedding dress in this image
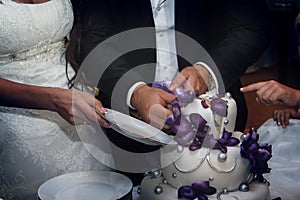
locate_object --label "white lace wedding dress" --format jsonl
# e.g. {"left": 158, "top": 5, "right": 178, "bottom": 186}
{"left": 0, "top": 1, "right": 108, "bottom": 199}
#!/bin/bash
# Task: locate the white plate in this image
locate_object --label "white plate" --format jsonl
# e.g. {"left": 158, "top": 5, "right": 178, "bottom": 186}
{"left": 104, "top": 109, "right": 176, "bottom": 146}
{"left": 38, "top": 171, "right": 132, "bottom": 200}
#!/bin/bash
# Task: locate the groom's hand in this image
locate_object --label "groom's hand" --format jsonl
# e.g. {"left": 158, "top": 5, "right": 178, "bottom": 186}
{"left": 131, "top": 85, "right": 175, "bottom": 129}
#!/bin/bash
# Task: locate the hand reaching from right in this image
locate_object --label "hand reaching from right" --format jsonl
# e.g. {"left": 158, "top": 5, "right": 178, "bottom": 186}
{"left": 273, "top": 108, "right": 300, "bottom": 128}
{"left": 241, "top": 80, "right": 300, "bottom": 106}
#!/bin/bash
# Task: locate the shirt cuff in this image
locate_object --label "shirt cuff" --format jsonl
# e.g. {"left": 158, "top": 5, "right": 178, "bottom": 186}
{"left": 126, "top": 81, "right": 147, "bottom": 110}
{"left": 194, "top": 61, "right": 217, "bottom": 92}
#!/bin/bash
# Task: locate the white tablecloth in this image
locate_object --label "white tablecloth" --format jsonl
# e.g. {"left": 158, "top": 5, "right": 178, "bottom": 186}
{"left": 258, "top": 118, "right": 300, "bottom": 200}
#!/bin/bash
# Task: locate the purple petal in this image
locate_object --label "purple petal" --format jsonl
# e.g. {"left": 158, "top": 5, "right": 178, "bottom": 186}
{"left": 221, "top": 130, "right": 232, "bottom": 140}
{"left": 193, "top": 89, "right": 200, "bottom": 97}
{"left": 197, "top": 194, "right": 209, "bottom": 200}
{"left": 196, "top": 129, "right": 209, "bottom": 141}
{"left": 177, "top": 90, "right": 195, "bottom": 104}
{"left": 172, "top": 117, "right": 193, "bottom": 136}
{"left": 189, "top": 140, "right": 202, "bottom": 151}
{"left": 178, "top": 186, "right": 197, "bottom": 199}
{"left": 255, "top": 149, "right": 272, "bottom": 162}
{"left": 211, "top": 98, "right": 227, "bottom": 117}
{"left": 192, "top": 181, "right": 217, "bottom": 195}
{"left": 226, "top": 137, "right": 240, "bottom": 146}
{"left": 189, "top": 113, "right": 207, "bottom": 130}
{"left": 202, "top": 134, "right": 218, "bottom": 149}
{"left": 173, "top": 86, "right": 185, "bottom": 97}
{"left": 152, "top": 81, "right": 170, "bottom": 92}
{"left": 165, "top": 114, "right": 175, "bottom": 125}
{"left": 248, "top": 143, "right": 260, "bottom": 153}
{"left": 171, "top": 104, "right": 181, "bottom": 121}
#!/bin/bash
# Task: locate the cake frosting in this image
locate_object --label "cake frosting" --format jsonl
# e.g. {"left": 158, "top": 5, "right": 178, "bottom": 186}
{"left": 138, "top": 86, "right": 272, "bottom": 200}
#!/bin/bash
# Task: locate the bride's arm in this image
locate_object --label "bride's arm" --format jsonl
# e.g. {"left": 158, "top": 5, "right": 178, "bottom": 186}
{"left": 0, "top": 78, "right": 109, "bottom": 127}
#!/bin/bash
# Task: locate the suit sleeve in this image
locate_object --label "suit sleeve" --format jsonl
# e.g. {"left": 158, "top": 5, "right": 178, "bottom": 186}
{"left": 78, "top": 1, "right": 156, "bottom": 114}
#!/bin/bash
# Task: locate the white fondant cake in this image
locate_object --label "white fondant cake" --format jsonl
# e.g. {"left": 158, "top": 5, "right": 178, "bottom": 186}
{"left": 139, "top": 92, "right": 271, "bottom": 200}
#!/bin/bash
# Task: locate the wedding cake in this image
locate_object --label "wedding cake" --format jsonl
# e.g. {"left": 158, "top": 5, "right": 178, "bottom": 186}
{"left": 139, "top": 81, "right": 272, "bottom": 200}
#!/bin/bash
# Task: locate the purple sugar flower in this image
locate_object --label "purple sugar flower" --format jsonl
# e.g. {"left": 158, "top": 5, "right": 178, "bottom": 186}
{"left": 192, "top": 181, "right": 217, "bottom": 195}
{"left": 178, "top": 185, "right": 197, "bottom": 200}
{"left": 178, "top": 181, "right": 216, "bottom": 200}
{"left": 189, "top": 139, "right": 202, "bottom": 151}
{"left": 240, "top": 127, "right": 272, "bottom": 182}
{"left": 152, "top": 81, "right": 170, "bottom": 92}
{"left": 211, "top": 97, "right": 228, "bottom": 117}
{"left": 217, "top": 129, "right": 240, "bottom": 147}
{"left": 189, "top": 113, "right": 207, "bottom": 131}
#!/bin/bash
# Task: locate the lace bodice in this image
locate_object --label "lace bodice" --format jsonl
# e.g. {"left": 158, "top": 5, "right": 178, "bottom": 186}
{"left": 0, "top": 0, "right": 73, "bottom": 55}
{"left": 0, "top": 1, "right": 108, "bottom": 199}
{"left": 0, "top": 0, "right": 74, "bottom": 86}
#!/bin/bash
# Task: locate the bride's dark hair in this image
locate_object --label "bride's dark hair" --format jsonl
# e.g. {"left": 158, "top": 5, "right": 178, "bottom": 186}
{"left": 65, "top": 0, "right": 84, "bottom": 88}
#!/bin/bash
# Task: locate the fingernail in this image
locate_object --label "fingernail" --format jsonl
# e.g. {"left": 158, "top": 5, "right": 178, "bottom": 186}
{"left": 100, "top": 107, "right": 107, "bottom": 113}
{"left": 104, "top": 123, "right": 111, "bottom": 128}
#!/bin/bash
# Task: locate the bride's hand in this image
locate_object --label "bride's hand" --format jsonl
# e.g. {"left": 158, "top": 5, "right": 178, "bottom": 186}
{"left": 50, "top": 88, "right": 110, "bottom": 127}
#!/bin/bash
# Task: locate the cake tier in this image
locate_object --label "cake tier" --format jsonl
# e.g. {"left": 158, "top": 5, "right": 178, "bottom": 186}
{"left": 160, "top": 132, "right": 249, "bottom": 191}
{"left": 139, "top": 175, "right": 271, "bottom": 200}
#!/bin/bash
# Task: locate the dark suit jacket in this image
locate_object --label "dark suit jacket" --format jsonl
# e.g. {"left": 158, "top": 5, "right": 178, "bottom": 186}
{"left": 77, "top": 0, "right": 269, "bottom": 134}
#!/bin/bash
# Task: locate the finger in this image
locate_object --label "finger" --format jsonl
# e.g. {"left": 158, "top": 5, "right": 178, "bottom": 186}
{"left": 148, "top": 104, "right": 171, "bottom": 129}
{"left": 169, "top": 73, "right": 187, "bottom": 91}
{"left": 96, "top": 115, "right": 111, "bottom": 128}
{"left": 160, "top": 91, "right": 176, "bottom": 104}
{"left": 181, "top": 78, "right": 194, "bottom": 92}
{"left": 94, "top": 99, "right": 107, "bottom": 114}
{"left": 256, "top": 83, "right": 274, "bottom": 104}
{"left": 240, "top": 82, "right": 266, "bottom": 93}
{"left": 273, "top": 110, "right": 281, "bottom": 126}
{"left": 279, "top": 112, "right": 285, "bottom": 128}
{"left": 282, "top": 111, "right": 290, "bottom": 128}
{"left": 264, "top": 85, "right": 285, "bottom": 105}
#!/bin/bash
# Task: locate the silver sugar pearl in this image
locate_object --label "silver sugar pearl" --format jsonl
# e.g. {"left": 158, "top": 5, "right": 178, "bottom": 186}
{"left": 177, "top": 145, "right": 184, "bottom": 153}
{"left": 172, "top": 173, "right": 177, "bottom": 178}
{"left": 225, "top": 92, "right": 232, "bottom": 98}
{"left": 224, "top": 119, "right": 229, "bottom": 125}
{"left": 209, "top": 177, "right": 214, "bottom": 181}
{"left": 137, "top": 186, "right": 141, "bottom": 194}
{"left": 223, "top": 188, "right": 228, "bottom": 194}
{"left": 262, "top": 179, "right": 267, "bottom": 183}
{"left": 144, "top": 171, "right": 151, "bottom": 177}
{"left": 240, "top": 134, "right": 247, "bottom": 141}
{"left": 162, "top": 179, "right": 168, "bottom": 184}
{"left": 152, "top": 169, "right": 161, "bottom": 178}
{"left": 239, "top": 183, "right": 249, "bottom": 192}
{"left": 218, "top": 153, "right": 227, "bottom": 162}
{"left": 154, "top": 185, "right": 163, "bottom": 194}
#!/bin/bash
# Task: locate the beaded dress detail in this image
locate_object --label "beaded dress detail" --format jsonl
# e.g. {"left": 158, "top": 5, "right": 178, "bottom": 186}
{"left": 0, "top": 1, "right": 107, "bottom": 199}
